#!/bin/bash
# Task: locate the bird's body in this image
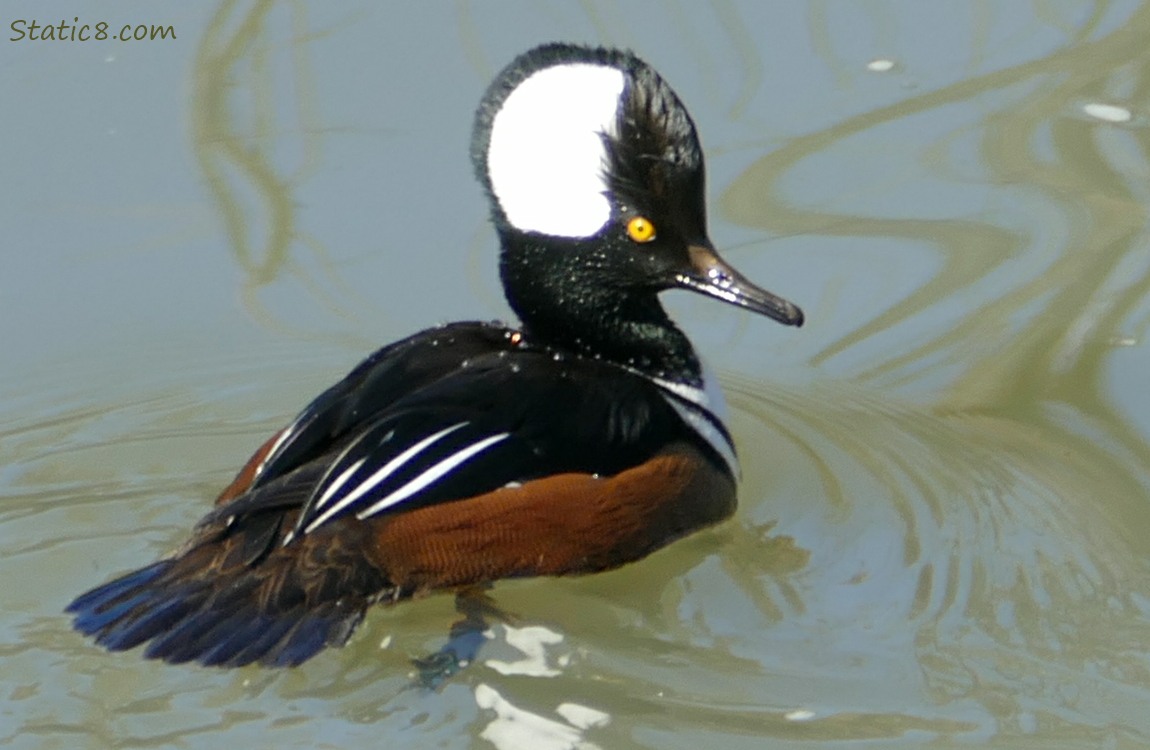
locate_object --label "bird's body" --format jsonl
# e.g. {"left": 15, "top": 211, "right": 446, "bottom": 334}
{"left": 67, "top": 43, "right": 803, "bottom": 668}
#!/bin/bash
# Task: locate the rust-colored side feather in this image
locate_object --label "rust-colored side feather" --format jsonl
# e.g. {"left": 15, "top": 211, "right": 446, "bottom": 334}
{"left": 367, "top": 442, "right": 734, "bottom": 594}
{"left": 213, "top": 428, "right": 287, "bottom": 505}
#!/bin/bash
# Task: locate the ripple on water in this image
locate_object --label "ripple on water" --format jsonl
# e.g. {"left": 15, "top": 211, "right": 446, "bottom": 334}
{"left": 717, "top": 373, "right": 1150, "bottom": 740}
{"left": 8, "top": 349, "right": 1150, "bottom": 746}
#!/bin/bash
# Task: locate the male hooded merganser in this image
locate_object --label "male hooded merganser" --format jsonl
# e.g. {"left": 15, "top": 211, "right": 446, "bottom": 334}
{"left": 67, "top": 43, "right": 803, "bottom": 668}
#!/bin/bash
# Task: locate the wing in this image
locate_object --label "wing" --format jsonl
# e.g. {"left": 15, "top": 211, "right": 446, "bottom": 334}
{"left": 283, "top": 349, "right": 690, "bottom": 539}
{"left": 228, "top": 321, "right": 520, "bottom": 501}
{"left": 288, "top": 414, "right": 519, "bottom": 537}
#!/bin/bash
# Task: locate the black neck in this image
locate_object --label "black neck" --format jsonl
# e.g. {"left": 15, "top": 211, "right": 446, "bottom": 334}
{"left": 500, "top": 239, "right": 703, "bottom": 386}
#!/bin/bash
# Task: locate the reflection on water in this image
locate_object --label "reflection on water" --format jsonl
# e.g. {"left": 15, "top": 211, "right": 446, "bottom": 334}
{"left": 730, "top": 375, "right": 1150, "bottom": 737}
{"left": 712, "top": 2, "right": 1150, "bottom": 739}
{"left": 191, "top": 1, "right": 374, "bottom": 341}
{"left": 6, "top": 1, "right": 1150, "bottom": 748}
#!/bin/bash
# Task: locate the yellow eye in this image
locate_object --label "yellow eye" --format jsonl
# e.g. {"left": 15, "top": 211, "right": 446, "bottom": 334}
{"left": 626, "top": 216, "right": 657, "bottom": 243}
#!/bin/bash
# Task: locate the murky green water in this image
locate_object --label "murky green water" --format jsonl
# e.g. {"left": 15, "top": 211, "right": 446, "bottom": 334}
{"left": 4, "top": 1, "right": 1150, "bottom": 747}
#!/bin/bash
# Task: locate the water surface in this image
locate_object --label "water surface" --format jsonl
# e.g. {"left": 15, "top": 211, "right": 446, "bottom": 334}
{"left": 3, "top": 2, "right": 1150, "bottom": 747}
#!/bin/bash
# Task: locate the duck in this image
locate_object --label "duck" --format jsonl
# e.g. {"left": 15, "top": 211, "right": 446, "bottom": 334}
{"left": 66, "top": 42, "right": 804, "bottom": 669}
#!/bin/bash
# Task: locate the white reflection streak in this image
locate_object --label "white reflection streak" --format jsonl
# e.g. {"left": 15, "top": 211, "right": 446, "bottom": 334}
{"left": 485, "top": 624, "right": 564, "bottom": 676}
{"left": 475, "top": 683, "right": 609, "bottom": 750}
{"left": 1052, "top": 244, "right": 1150, "bottom": 372}
{"left": 1082, "top": 102, "right": 1133, "bottom": 123}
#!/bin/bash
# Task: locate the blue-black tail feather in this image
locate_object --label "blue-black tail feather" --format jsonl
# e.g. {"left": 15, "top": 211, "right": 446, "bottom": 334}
{"left": 66, "top": 557, "right": 367, "bottom": 668}
{"left": 67, "top": 561, "right": 175, "bottom": 638}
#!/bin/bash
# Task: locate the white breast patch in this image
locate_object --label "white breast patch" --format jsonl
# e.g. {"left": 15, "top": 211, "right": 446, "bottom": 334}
{"left": 652, "top": 363, "right": 740, "bottom": 478}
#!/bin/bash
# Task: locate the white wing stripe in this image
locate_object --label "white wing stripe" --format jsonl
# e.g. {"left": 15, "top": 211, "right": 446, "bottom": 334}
{"left": 254, "top": 423, "right": 297, "bottom": 481}
{"left": 314, "top": 457, "right": 366, "bottom": 509}
{"left": 303, "top": 422, "right": 469, "bottom": 534}
{"left": 355, "top": 432, "right": 511, "bottom": 520}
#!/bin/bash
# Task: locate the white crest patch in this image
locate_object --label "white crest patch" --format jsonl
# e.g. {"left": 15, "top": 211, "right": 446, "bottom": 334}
{"left": 487, "top": 64, "right": 625, "bottom": 238}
